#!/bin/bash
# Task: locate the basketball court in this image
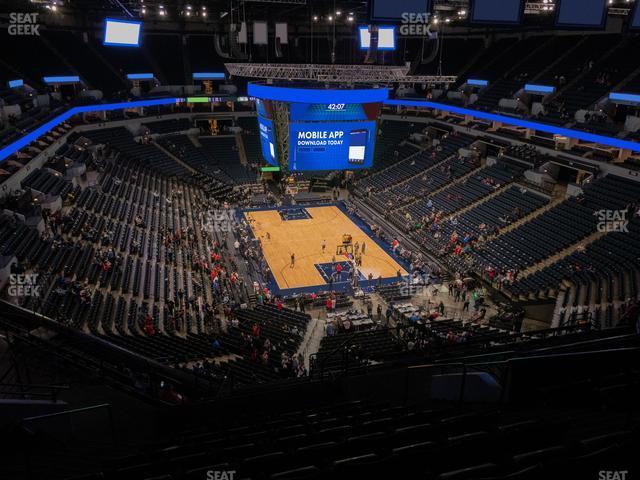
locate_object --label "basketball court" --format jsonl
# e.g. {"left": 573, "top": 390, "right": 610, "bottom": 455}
{"left": 244, "top": 205, "right": 407, "bottom": 292}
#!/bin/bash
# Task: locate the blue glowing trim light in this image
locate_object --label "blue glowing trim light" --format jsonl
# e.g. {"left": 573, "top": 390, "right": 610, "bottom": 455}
{"left": 384, "top": 99, "right": 640, "bottom": 153}
{"left": 43, "top": 76, "right": 81, "bottom": 84}
{"left": 248, "top": 83, "right": 389, "bottom": 104}
{"left": 524, "top": 84, "right": 555, "bottom": 95}
{"left": 193, "top": 72, "right": 226, "bottom": 80}
{"left": 0, "top": 98, "right": 180, "bottom": 163}
{"left": 126, "top": 73, "right": 154, "bottom": 80}
{"left": 467, "top": 79, "right": 489, "bottom": 87}
{"left": 609, "top": 92, "right": 640, "bottom": 104}
{"left": 8, "top": 79, "right": 24, "bottom": 88}
{"left": 358, "top": 25, "right": 396, "bottom": 51}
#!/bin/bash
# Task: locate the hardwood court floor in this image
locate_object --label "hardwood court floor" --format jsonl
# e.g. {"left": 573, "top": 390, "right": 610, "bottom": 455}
{"left": 244, "top": 206, "right": 407, "bottom": 290}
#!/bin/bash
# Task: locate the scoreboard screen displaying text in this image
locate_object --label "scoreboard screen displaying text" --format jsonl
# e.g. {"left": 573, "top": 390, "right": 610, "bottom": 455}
{"left": 289, "top": 102, "right": 379, "bottom": 171}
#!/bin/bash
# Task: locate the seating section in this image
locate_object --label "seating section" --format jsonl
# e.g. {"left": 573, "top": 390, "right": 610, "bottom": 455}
{"left": 470, "top": 175, "right": 640, "bottom": 273}
{"left": 78, "top": 127, "right": 194, "bottom": 177}
{"left": 356, "top": 132, "right": 476, "bottom": 210}
{"left": 72, "top": 389, "right": 636, "bottom": 480}
{"left": 507, "top": 218, "right": 640, "bottom": 327}
{"left": 315, "top": 329, "right": 402, "bottom": 373}
{"left": 199, "top": 137, "right": 257, "bottom": 185}
{"left": 552, "top": 36, "right": 640, "bottom": 115}
{"left": 143, "top": 118, "right": 192, "bottom": 135}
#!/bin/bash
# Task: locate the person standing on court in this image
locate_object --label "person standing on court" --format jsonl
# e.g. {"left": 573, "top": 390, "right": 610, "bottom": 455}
{"left": 322, "top": 239, "right": 326, "bottom": 254}
{"left": 361, "top": 241, "right": 366, "bottom": 255}
{"left": 290, "top": 253, "right": 295, "bottom": 268}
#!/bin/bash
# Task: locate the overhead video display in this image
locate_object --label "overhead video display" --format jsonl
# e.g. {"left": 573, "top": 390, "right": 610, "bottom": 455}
{"left": 256, "top": 99, "right": 278, "bottom": 166}
{"left": 470, "top": 0, "right": 524, "bottom": 25}
{"left": 290, "top": 102, "right": 381, "bottom": 122}
{"left": 370, "top": 0, "right": 432, "bottom": 21}
{"left": 258, "top": 118, "right": 277, "bottom": 166}
{"left": 556, "top": 0, "right": 607, "bottom": 27}
{"left": 633, "top": 1, "right": 640, "bottom": 30}
{"left": 290, "top": 121, "right": 376, "bottom": 171}
{"left": 288, "top": 102, "right": 380, "bottom": 171}
{"left": 103, "top": 18, "right": 142, "bottom": 47}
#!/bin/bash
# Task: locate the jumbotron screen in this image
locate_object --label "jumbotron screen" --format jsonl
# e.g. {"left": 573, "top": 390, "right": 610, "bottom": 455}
{"left": 289, "top": 102, "right": 380, "bottom": 171}
{"left": 256, "top": 99, "right": 278, "bottom": 166}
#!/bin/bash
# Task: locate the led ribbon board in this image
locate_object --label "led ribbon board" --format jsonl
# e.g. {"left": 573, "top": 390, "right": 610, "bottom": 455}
{"left": 0, "top": 98, "right": 180, "bottom": 164}
{"left": 247, "top": 83, "right": 389, "bottom": 104}
{"left": 384, "top": 99, "right": 640, "bottom": 153}
{"left": 4, "top": 95, "right": 639, "bottom": 170}
{"left": 8, "top": 79, "right": 23, "bottom": 88}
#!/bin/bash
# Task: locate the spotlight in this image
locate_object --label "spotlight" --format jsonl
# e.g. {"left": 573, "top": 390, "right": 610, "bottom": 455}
{"left": 336, "top": 10, "right": 341, "bottom": 16}
{"left": 141, "top": 7, "right": 146, "bottom": 13}
{"left": 347, "top": 15, "right": 354, "bottom": 22}
{"left": 159, "top": 8, "right": 166, "bottom": 16}
{"left": 186, "top": 4, "right": 192, "bottom": 9}
{"left": 328, "top": 15, "right": 333, "bottom": 21}
{"left": 202, "top": 11, "right": 207, "bottom": 17}
{"left": 185, "top": 10, "right": 191, "bottom": 16}
{"left": 312, "top": 15, "right": 318, "bottom": 21}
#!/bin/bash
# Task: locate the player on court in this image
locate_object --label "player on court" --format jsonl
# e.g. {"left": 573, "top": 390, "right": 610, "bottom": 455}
{"left": 322, "top": 239, "right": 326, "bottom": 254}
{"left": 290, "top": 253, "right": 295, "bottom": 268}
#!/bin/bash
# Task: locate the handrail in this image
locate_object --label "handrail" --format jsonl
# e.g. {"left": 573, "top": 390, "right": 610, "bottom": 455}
{"left": 22, "top": 403, "right": 111, "bottom": 422}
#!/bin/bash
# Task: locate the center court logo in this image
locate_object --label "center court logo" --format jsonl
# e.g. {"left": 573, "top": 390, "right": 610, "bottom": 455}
{"left": 399, "top": 13, "right": 433, "bottom": 36}
{"left": 594, "top": 209, "right": 629, "bottom": 233}
{"left": 8, "top": 13, "right": 40, "bottom": 36}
